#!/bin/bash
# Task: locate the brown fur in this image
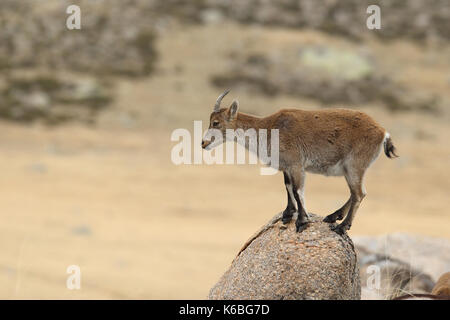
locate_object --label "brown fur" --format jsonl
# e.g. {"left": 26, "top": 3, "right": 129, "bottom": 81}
{"left": 431, "top": 272, "right": 450, "bottom": 297}
{"left": 202, "top": 91, "right": 397, "bottom": 234}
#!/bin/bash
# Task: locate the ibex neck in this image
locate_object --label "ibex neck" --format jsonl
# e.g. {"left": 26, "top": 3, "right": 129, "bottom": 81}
{"left": 235, "top": 113, "right": 266, "bottom": 130}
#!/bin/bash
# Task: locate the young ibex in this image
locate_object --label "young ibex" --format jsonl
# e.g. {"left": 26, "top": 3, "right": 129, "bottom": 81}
{"left": 202, "top": 90, "right": 398, "bottom": 234}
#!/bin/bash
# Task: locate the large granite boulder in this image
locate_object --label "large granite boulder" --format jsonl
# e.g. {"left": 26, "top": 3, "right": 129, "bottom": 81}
{"left": 209, "top": 213, "right": 360, "bottom": 300}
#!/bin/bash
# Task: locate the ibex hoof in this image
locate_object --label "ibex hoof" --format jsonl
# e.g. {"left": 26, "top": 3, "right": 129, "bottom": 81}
{"left": 323, "top": 209, "right": 344, "bottom": 223}
{"left": 281, "top": 211, "right": 294, "bottom": 224}
{"left": 331, "top": 224, "right": 349, "bottom": 235}
{"left": 323, "top": 215, "right": 337, "bottom": 223}
{"left": 295, "top": 221, "right": 309, "bottom": 233}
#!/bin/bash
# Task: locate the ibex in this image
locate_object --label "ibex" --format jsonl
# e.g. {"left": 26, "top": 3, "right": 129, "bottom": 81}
{"left": 202, "top": 90, "right": 398, "bottom": 234}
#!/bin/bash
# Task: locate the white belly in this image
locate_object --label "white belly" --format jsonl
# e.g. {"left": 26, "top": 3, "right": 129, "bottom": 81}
{"left": 305, "top": 159, "right": 345, "bottom": 176}
{"left": 325, "top": 161, "right": 345, "bottom": 176}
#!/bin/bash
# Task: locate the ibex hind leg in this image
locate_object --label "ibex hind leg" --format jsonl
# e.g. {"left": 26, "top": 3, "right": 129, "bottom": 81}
{"left": 323, "top": 198, "right": 351, "bottom": 223}
{"left": 332, "top": 168, "right": 366, "bottom": 235}
{"left": 332, "top": 197, "right": 362, "bottom": 235}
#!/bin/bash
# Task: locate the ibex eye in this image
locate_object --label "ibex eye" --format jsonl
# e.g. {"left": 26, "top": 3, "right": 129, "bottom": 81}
{"left": 212, "top": 121, "right": 219, "bottom": 127}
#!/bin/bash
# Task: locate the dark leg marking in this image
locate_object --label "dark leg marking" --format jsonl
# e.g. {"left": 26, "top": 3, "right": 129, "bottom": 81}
{"left": 332, "top": 198, "right": 360, "bottom": 235}
{"left": 331, "top": 170, "right": 366, "bottom": 235}
{"left": 282, "top": 172, "right": 296, "bottom": 224}
{"left": 292, "top": 180, "right": 309, "bottom": 233}
{"left": 323, "top": 198, "right": 351, "bottom": 223}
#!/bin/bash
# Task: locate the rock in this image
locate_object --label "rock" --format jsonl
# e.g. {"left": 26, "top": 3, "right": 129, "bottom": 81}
{"left": 356, "top": 244, "right": 435, "bottom": 299}
{"left": 0, "top": 0, "right": 156, "bottom": 125}
{"left": 0, "top": 74, "right": 112, "bottom": 124}
{"left": 71, "top": 224, "right": 93, "bottom": 236}
{"left": 200, "top": 9, "right": 224, "bottom": 25}
{"left": 0, "top": 0, "right": 158, "bottom": 76}
{"left": 354, "top": 233, "right": 450, "bottom": 282}
{"left": 211, "top": 45, "right": 439, "bottom": 113}
{"left": 27, "top": 162, "right": 48, "bottom": 174}
{"left": 208, "top": 213, "right": 360, "bottom": 300}
{"left": 203, "top": 0, "right": 450, "bottom": 43}
{"left": 355, "top": 234, "right": 450, "bottom": 299}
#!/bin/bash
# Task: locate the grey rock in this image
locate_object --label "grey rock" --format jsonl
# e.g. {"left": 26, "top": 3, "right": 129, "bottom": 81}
{"left": 209, "top": 213, "right": 360, "bottom": 300}
{"left": 27, "top": 162, "right": 48, "bottom": 174}
{"left": 0, "top": 74, "right": 112, "bottom": 124}
{"left": 204, "top": 0, "right": 450, "bottom": 43}
{"left": 212, "top": 45, "right": 439, "bottom": 113}
{"left": 356, "top": 243, "right": 435, "bottom": 299}
{"left": 0, "top": 0, "right": 158, "bottom": 76}
{"left": 354, "top": 233, "right": 450, "bottom": 282}
{"left": 200, "top": 9, "right": 224, "bottom": 25}
{"left": 71, "top": 224, "right": 92, "bottom": 236}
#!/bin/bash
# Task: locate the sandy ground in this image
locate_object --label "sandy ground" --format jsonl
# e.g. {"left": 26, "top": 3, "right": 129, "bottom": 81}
{"left": 0, "top": 22, "right": 449, "bottom": 299}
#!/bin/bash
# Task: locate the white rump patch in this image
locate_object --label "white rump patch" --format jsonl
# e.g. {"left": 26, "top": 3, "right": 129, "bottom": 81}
{"left": 368, "top": 131, "right": 389, "bottom": 168}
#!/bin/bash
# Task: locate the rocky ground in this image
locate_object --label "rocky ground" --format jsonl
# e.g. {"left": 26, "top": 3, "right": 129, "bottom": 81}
{"left": 1, "top": 0, "right": 449, "bottom": 125}
{"left": 0, "top": 0, "right": 157, "bottom": 124}
{"left": 355, "top": 234, "right": 450, "bottom": 299}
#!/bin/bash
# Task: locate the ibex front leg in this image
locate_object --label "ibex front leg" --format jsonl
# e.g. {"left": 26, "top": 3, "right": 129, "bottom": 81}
{"left": 282, "top": 172, "right": 296, "bottom": 224}
{"left": 283, "top": 168, "right": 309, "bottom": 232}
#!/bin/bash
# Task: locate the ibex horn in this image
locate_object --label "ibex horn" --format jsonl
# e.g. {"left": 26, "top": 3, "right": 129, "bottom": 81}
{"left": 213, "top": 89, "right": 230, "bottom": 113}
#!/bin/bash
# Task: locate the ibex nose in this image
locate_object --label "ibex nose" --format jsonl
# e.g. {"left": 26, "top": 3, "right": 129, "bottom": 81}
{"left": 201, "top": 138, "right": 213, "bottom": 149}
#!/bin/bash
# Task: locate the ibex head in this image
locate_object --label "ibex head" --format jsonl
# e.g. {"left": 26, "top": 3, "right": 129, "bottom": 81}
{"left": 202, "top": 89, "right": 239, "bottom": 150}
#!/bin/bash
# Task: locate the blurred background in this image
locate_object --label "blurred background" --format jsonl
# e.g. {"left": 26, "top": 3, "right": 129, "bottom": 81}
{"left": 0, "top": 0, "right": 449, "bottom": 299}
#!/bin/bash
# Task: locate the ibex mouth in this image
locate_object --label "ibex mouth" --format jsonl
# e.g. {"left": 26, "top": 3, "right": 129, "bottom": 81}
{"left": 202, "top": 137, "right": 214, "bottom": 150}
{"left": 201, "top": 139, "right": 212, "bottom": 149}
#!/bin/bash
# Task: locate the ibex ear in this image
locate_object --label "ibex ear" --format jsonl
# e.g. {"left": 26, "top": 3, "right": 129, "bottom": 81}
{"left": 229, "top": 100, "right": 239, "bottom": 120}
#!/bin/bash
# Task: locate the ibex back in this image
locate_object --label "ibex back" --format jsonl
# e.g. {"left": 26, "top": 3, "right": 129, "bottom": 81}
{"left": 202, "top": 90, "right": 398, "bottom": 234}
